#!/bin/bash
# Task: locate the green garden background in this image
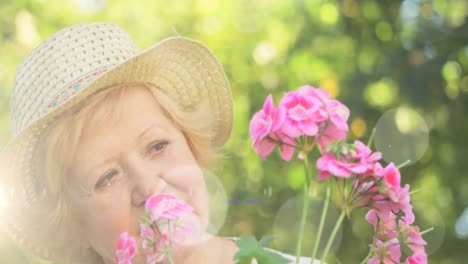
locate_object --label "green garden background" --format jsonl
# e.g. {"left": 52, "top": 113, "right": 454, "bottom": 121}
{"left": 0, "top": 0, "right": 467, "bottom": 263}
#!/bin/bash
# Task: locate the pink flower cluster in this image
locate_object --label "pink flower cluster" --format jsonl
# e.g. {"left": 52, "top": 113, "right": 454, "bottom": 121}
{"left": 316, "top": 140, "right": 382, "bottom": 181}
{"left": 249, "top": 85, "right": 349, "bottom": 161}
{"left": 316, "top": 140, "right": 427, "bottom": 264}
{"left": 115, "top": 193, "right": 197, "bottom": 264}
{"left": 115, "top": 232, "right": 137, "bottom": 264}
{"left": 250, "top": 84, "right": 430, "bottom": 263}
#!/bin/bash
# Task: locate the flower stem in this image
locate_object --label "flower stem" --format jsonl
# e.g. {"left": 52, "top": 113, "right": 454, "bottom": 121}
{"left": 409, "top": 187, "right": 426, "bottom": 196}
{"left": 310, "top": 186, "right": 331, "bottom": 261}
{"left": 397, "top": 159, "right": 412, "bottom": 169}
{"left": 166, "top": 251, "right": 175, "bottom": 264}
{"left": 295, "top": 151, "right": 312, "bottom": 264}
{"left": 367, "top": 128, "right": 376, "bottom": 147}
{"left": 359, "top": 249, "right": 373, "bottom": 264}
{"left": 420, "top": 227, "right": 434, "bottom": 236}
{"left": 295, "top": 182, "right": 309, "bottom": 264}
{"left": 359, "top": 237, "right": 376, "bottom": 264}
{"left": 320, "top": 210, "right": 346, "bottom": 263}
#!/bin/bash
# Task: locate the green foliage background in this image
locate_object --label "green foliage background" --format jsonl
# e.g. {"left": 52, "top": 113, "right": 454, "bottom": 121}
{"left": 0, "top": 0, "right": 467, "bottom": 263}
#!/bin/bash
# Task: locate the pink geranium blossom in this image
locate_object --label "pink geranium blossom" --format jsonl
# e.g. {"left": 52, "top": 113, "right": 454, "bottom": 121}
{"left": 115, "top": 232, "right": 137, "bottom": 264}
{"left": 298, "top": 85, "right": 350, "bottom": 148}
{"left": 249, "top": 94, "right": 286, "bottom": 142}
{"left": 326, "top": 99, "right": 350, "bottom": 131}
{"left": 316, "top": 152, "right": 367, "bottom": 180}
{"left": 249, "top": 95, "right": 289, "bottom": 159}
{"left": 145, "top": 193, "right": 194, "bottom": 221}
{"left": 382, "top": 163, "right": 401, "bottom": 192}
{"left": 354, "top": 141, "right": 383, "bottom": 176}
{"left": 279, "top": 90, "right": 326, "bottom": 138}
{"left": 142, "top": 193, "right": 199, "bottom": 263}
{"left": 405, "top": 252, "right": 428, "bottom": 264}
{"left": 365, "top": 209, "right": 379, "bottom": 230}
{"left": 316, "top": 140, "right": 380, "bottom": 181}
{"left": 386, "top": 184, "right": 415, "bottom": 225}
{"left": 116, "top": 193, "right": 198, "bottom": 264}
{"left": 248, "top": 85, "right": 351, "bottom": 161}
{"left": 368, "top": 238, "right": 401, "bottom": 264}
{"left": 316, "top": 123, "right": 347, "bottom": 148}
{"left": 298, "top": 84, "right": 331, "bottom": 104}
{"left": 253, "top": 131, "right": 296, "bottom": 161}
{"left": 399, "top": 220, "right": 427, "bottom": 253}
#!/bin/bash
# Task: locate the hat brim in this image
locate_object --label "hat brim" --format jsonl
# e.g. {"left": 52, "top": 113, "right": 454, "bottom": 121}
{"left": 0, "top": 36, "right": 233, "bottom": 260}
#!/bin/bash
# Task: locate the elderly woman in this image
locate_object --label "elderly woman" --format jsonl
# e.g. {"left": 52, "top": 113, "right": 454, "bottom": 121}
{"left": 0, "top": 23, "right": 315, "bottom": 264}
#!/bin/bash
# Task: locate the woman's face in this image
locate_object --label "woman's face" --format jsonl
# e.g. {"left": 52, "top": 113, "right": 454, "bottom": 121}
{"left": 68, "top": 85, "right": 209, "bottom": 263}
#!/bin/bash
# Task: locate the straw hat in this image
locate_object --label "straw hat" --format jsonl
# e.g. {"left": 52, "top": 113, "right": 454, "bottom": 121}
{"left": 0, "top": 22, "right": 232, "bottom": 260}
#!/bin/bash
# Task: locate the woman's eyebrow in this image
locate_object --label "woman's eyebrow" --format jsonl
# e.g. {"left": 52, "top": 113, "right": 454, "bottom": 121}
{"left": 135, "top": 122, "right": 165, "bottom": 143}
{"left": 84, "top": 122, "right": 167, "bottom": 177}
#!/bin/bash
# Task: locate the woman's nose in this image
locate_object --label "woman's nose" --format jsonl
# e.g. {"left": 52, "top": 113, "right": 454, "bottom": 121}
{"left": 128, "top": 160, "right": 167, "bottom": 206}
{"left": 131, "top": 174, "right": 167, "bottom": 206}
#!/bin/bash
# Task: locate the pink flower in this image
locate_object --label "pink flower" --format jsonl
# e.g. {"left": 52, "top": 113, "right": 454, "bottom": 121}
{"left": 365, "top": 209, "right": 378, "bottom": 230}
{"left": 316, "top": 152, "right": 364, "bottom": 180}
{"left": 249, "top": 95, "right": 289, "bottom": 159}
{"left": 316, "top": 150, "right": 368, "bottom": 181}
{"left": 115, "top": 232, "right": 137, "bottom": 264}
{"left": 157, "top": 230, "right": 170, "bottom": 247}
{"left": 252, "top": 137, "right": 278, "bottom": 159}
{"left": 405, "top": 252, "right": 427, "bottom": 264}
{"left": 368, "top": 239, "right": 401, "bottom": 264}
{"left": 392, "top": 185, "right": 415, "bottom": 225}
{"left": 382, "top": 163, "right": 401, "bottom": 192}
{"left": 298, "top": 85, "right": 349, "bottom": 149}
{"left": 146, "top": 252, "right": 165, "bottom": 264}
{"left": 354, "top": 141, "right": 382, "bottom": 176}
{"left": 273, "top": 132, "right": 296, "bottom": 161}
{"left": 249, "top": 86, "right": 351, "bottom": 161}
{"left": 399, "top": 221, "right": 427, "bottom": 253}
{"left": 140, "top": 224, "right": 155, "bottom": 240}
{"left": 249, "top": 95, "right": 286, "bottom": 142}
{"left": 140, "top": 193, "right": 200, "bottom": 264}
{"left": 316, "top": 140, "right": 383, "bottom": 181}
{"left": 279, "top": 90, "right": 326, "bottom": 138}
{"left": 298, "top": 85, "right": 330, "bottom": 104}
{"left": 252, "top": 131, "right": 297, "bottom": 161}
{"left": 145, "top": 193, "right": 194, "bottom": 222}
{"left": 326, "top": 100, "right": 350, "bottom": 131}
{"left": 317, "top": 123, "right": 347, "bottom": 148}
{"left": 385, "top": 239, "right": 402, "bottom": 264}
{"left": 170, "top": 219, "right": 199, "bottom": 245}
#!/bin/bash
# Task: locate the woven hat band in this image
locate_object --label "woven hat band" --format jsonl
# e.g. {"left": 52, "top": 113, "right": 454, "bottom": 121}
{"left": 10, "top": 23, "right": 140, "bottom": 136}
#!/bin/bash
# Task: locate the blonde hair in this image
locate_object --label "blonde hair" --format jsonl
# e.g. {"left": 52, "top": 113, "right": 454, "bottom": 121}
{"left": 33, "top": 82, "right": 222, "bottom": 263}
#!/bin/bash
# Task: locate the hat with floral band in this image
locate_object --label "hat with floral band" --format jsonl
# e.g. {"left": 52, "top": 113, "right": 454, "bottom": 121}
{"left": 0, "top": 22, "right": 233, "bottom": 261}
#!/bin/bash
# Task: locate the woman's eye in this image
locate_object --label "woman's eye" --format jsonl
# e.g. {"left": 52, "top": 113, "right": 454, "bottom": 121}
{"left": 148, "top": 140, "right": 169, "bottom": 155}
{"left": 94, "top": 170, "right": 118, "bottom": 190}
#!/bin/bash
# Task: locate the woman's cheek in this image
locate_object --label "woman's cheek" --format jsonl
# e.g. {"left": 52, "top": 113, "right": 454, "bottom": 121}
{"left": 89, "top": 201, "right": 132, "bottom": 239}
{"left": 92, "top": 211, "right": 134, "bottom": 261}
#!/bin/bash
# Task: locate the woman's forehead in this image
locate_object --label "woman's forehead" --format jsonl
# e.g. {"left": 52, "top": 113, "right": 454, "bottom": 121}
{"left": 81, "top": 86, "right": 170, "bottom": 139}
{"left": 73, "top": 86, "right": 174, "bottom": 166}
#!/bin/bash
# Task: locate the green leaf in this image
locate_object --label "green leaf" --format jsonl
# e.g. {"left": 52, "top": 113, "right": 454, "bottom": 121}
{"left": 234, "top": 235, "right": 290, "bottom": 264}
{"left": 236, "top": 235, "right": 259, "bottom": 251}
{"left": 234, "top": 256, "right": 255, "bottom": 264}
{"left": 233, "top": 235, "right": 259, "bottom": 261}
{"left": 259, "top": 236, "right": 275, "bottom": 247}
{"left": 139, "top": 216, "right": 152, "bottom": 226}
{"left": 233, "top": 249, "right": 254, "bottom": 260}
{"left": 336, "top": 150, "right": 342, "bottom": 160}
{"left": 255, "top": 248, "right": 290, "bottom": 264}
